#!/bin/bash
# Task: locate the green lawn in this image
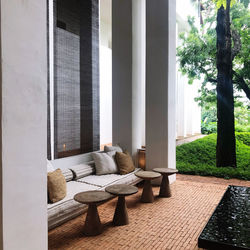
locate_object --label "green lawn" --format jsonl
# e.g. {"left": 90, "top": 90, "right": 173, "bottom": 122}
{"left": 176, "top": 132, "right": 250, "bottom": 180}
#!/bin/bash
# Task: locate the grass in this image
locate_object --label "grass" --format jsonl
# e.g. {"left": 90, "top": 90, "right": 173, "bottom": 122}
{"left": 176, "top": 132, "right": 250, "bottom": 180}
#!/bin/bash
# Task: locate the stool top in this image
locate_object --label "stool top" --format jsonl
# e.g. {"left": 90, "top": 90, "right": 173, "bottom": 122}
{"left": 105, "top": 184, "right": 138, "bottom": 196}
{"left": 153, "top": 168, "right": 178, "bottom": 175}
{"left": 135, "top": 170, "right": 161, "bottom": 180}
{"left": 74, "top": 190, "right": 113, "bottom": 204}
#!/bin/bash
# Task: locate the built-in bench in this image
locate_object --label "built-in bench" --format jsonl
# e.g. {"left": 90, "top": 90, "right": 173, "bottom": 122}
{"left": 48, "top": 152, "right": 142, "bottom": 230}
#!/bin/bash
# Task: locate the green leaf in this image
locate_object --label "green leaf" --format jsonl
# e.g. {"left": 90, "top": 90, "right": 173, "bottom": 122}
{"left": 212, "top": 0, "right": 237, "bottom": 9}
{"left": 177, "top": 0, "right": 249, "bottom": 107}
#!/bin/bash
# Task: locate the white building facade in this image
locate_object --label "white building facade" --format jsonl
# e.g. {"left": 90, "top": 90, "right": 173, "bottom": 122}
{"left": 100, "top": 0, "right": 201, "bottom": 147}
{"left": 0, "top": 0, "right": 201, "bottom": 248}
{"left": 176, "top": 0, "right": 202, "bottom": 138}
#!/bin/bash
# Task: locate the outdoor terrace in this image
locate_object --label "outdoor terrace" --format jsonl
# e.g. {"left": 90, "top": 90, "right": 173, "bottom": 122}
{"left": 48, "top": 174, "right": 250, "bottom": 250}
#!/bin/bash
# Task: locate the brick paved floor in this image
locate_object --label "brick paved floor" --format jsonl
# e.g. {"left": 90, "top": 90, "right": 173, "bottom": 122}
{"left": 48, "top": 175, "right": 250, "bottom": 250}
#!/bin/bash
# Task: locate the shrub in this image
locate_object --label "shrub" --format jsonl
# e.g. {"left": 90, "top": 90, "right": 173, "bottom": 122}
{"left": 176, "top": 132, "right": 250, "bottom": 180}
{"left": 235, "top": 123, "right": 250, "bottom": 132}
{"left": 235, "top": 132, "right": 250, "bottom": 146}
{"left": 201, "top": 122, "right": 250, "bottom": 134}
{"left": 201, "top": 121, "right": 217, "bottom": 134}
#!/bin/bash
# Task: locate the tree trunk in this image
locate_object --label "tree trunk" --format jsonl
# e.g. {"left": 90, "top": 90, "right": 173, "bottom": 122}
{"left": 216, "top": 1, "right": 236, "bottom": 167}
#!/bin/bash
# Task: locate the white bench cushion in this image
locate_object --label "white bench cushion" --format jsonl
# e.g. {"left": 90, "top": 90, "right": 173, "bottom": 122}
{"left": 76, "top": 168, "right": 141, "bottom": 187}
{"left": 48, "top": 181, "right": 99, "bottom": 210}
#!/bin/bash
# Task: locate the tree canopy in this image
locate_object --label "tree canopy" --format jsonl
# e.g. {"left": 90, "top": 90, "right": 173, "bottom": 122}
{"left": 177, "top": 0, "right": 250, "bottom": 109}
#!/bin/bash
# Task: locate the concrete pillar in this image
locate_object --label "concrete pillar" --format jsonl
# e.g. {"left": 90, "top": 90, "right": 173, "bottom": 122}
{"left": 146, "top": 0, "right": 176, "bottom": 182}
{"left": 112, "top": 0, "right": 133, "bottom": 153}
{"left": 192, "top": 80, "right": 202, "bottom": 134}
{"left": 132, "top": 0, "right": 146, "bottom": 152}
{"left": 112, "top": 0, "right": 145, "bottom": 158}
{"left": 0, "top": 0, "right": 47, "bottom": 249}
{"left": 185, "top": 83, "right": 194, "bottom": 136}
{"left": 176, "top": 70, "right": 185, "bottom": 138}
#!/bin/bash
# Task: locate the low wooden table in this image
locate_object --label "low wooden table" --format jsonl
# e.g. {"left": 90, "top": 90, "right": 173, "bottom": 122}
{"left": 105, "top": 184, "right": 138, "bottom": 226}
{"left": 135, "top": 171, "right": 161, "bottom": 203}
{"left": 74, "top": 190, "right": 113, "bottom": 236}
{"left": 153, "top": 168, "right": 178, "bottom": 197}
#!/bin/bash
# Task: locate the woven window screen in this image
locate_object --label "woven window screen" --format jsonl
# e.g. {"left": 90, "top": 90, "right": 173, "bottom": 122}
{"left": 51, "top": 0, "right": 100, "bottom": 159}
{"left": 54, "top": 28, "right": 81, "bottom": 158}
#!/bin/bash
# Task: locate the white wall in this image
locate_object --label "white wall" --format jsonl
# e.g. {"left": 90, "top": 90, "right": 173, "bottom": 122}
{"left": 100, "top": 20, "right": 112, "bottom": 49}
{"left": 100, "top": 0, "right": 112, "bottom": 48}
{"left": 146, "top": 0, "right": 176, "bottom": 184}
{"left": 176, "top": 0, "right": 201, "bottom": 137}
{"left": 0, "top": 0, "right": 47, "bottom": 249}
{"left": 100, "top": 0, "right": 112, "bottom": 146}
{"left": 176, "top": 67, "right": 201, "bottom": 137}
{"left": 132, "top": 0, "right": 146, "bottom": 152}
{"left": 100, "top": 46, "right": 112, "bottom": 145}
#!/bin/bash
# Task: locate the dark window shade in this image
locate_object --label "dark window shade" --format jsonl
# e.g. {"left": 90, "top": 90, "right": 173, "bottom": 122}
{"left": 57, "top": 20, "right": 66, "bottom": 30}
{"left": 54, "top": 28, "right": 81, "bottom": 158}
{"left": 51, "top": 0, "right": 100, "bottom": 159}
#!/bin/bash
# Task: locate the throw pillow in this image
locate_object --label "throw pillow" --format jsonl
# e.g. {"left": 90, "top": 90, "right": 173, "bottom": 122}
{"left": 92, "top": 152, "right": 118, "bottom": 175}
{"left": 47, "top": 169, "right": 67, "bottom": 203}
{"left": 115, "top": 151, "right": 135, "bottom": 175}
{"left": 70, "top": 164, "right": 95, "bottom": 179}
{"left": 61, "top": 168, "right": 74, "bottom": 182}
{"left": 104, "top": 145, "right": 123, "bottom": 153}
{"left": 106, "top": 150, "right": 117, "bottom": 160}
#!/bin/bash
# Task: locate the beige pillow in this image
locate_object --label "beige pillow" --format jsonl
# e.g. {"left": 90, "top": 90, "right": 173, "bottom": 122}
{"left": 92, "top": 152, "right": 118, "bottom": 175}
{"left": 115, "top": 151, "right": 135, "bottom": 175}
{"left": 104, "top": 145, "right": 123, "bottom": 153}
{"left": 47, "top": 169, "right": 67, "bottom": 203}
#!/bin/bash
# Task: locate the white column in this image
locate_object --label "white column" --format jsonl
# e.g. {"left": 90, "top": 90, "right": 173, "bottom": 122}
{"left": 132, "top": 0, "right": 146, "bottom": 153}
{"left": 176, "top": 70, "right": 185, "bottom": 138}
{"left": 185, "top": 83, "right": 193, "bottom": 136}
{"left": 146, "top": 0, "right": 176, "bottom": 183}
{"left": 48, "top": 0, "right": 55, "bottom": 159}
{"left": 192, "top": 80, "right": 202, "bottom": 134}
{"left": 112, "top": 0, "right": 144, "bottom": 159}
{"left": 112, "top": 0, "right": 133, "bottom": 153}
{"left": 0, "top": 0, "right": 47, "bottom": 249}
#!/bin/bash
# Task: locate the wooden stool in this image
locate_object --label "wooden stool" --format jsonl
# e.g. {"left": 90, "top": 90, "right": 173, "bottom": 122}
{"left": 74, "top": 191, "right": 113, "bottom": 236}
{"left": 105, "top": 184, "right": 138, "bottom": 226}
{"left": 153, "top": 168, "right": 178, "bottom": 197}
{"left": 135, "top": 171, "right": 161, "bottom": 203}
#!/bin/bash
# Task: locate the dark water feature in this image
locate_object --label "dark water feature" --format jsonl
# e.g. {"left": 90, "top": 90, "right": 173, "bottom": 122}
{"left": 198, "top": 185, "right": 250, "bottom": 250}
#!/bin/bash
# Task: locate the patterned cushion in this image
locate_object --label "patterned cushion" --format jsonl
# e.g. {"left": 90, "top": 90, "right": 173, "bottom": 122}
{"left": 70, "top": 164, "right": 95, "bottom": 180}
{"left": 62, "top": 169, "right": 74, "bottom": 182}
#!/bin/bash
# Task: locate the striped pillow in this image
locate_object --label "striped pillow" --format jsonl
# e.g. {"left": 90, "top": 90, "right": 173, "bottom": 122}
{"left": 70, "top": 164, "right": 95, "bottom": 180}
{"left": 62, "top": 169, "right": 74, "bottom": 182}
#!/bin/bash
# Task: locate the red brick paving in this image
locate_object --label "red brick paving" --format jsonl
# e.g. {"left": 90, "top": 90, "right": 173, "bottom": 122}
{"left": 48, "top": 174, "right": 250, "bottom": 250}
